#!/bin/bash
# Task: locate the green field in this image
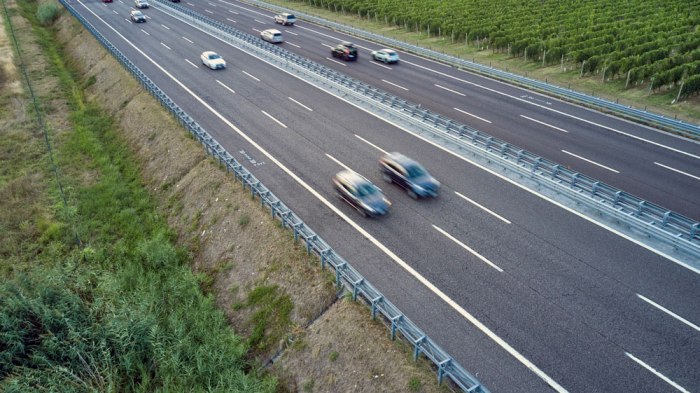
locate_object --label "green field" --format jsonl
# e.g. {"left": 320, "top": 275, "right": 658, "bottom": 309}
{"left": 294, "top": 0, "right": 700, "bottom": 99}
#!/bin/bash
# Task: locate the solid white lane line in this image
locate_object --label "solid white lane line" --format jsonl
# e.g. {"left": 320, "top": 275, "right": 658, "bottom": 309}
{"left": 185, "top": 59, "right": 198, "bottom": 68}
{"left": 637, "top": 294, "right": 700, "bottom": 332}
{"left": 454, "top": 192, "right": 511, "bottom": 224}
{"left": 561, "top": 150, "right": 619, "bottom": 173}
{"left": 182, "top": 36, "right": 194, "bottom": 44}
{"left": 86, "top": 4, "right": 567, "bottom": 389}
{"left": 382, "top": 79, "right": 408, "bottom": 90}
{"left": 354, "top": 134, "right": 388, "bottom": 155}
{"left": 625, "top": 353, "right": 689, "bottom": 393}
{"left": 325, "top": 154, "right": 352, "bottom": 171}
{"left": 241, "top": 70, "right": 260, "bottom": 81}
{"left": 402, "top": 59, "right": 700, "bottom": 160}
{"left": 216, "top": 80, "right": 235, "bottom": 94}
{"left": 371, "top": 61, "right": 392, "bottom": 70}
{"left": 325, "top": 57, "right": 347, "bottom": 66}
{"left": 160, "top": 42, "right": 171, "bottom": 50}
{"left": 161, "top": 24, "right": 170, "bottom": 30}
{"left": 140, "top": 29, "right": 150, "bottom": 35}
{"left": 520, "top": 115, "right": 569, "bottom": 133}
{"left": 288, "top": 97, "right": 312, "bottom": 111}
{"left": 285, "top": 30, "right": 298, "bottom": 36}
{"left": 433, "top": 225, "right": 503, "bottom": 272}
{"left": 435, "top": 84, "right": 465, "bottom": 96}
{"left": 226, "top": 18, "right": 237, "bottom": 23}
{"left": 261, "top": 110, "right": 287, "bottom": 128}
{"left": 454, "top": 107, "right": 492, "bottom": 123}
{"left": 654, "top": 162, "right": 700, "bottom": 181}
{"left": 216, "top": 0, "right": 268, "bottom": 17}
{"left": 299, "top": 25, "right": 345, "bottom": 42}
{"left": 286, "top": 42, "right": 301, "bottom": 48}
{"left": 254, "top": 19, "right": 266, "bottom": 24}
{"left": 205, "top": 9, "right": 214, "bottom": 14}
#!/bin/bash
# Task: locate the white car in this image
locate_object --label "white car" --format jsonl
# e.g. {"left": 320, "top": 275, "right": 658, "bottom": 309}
{"left": 261, "top": 29, "right": 283, "bottom": 43}
{"left": 200, "top": 51, "right": 226, "bottom": 70}
{"left": 274, "top": 13, "right": 295, "bottom": 26}
{"left": 134, "top": 0, "right": 149, "bottom": 8}
{"left": 371, "top": 48, "right": 400, "bottom": 64}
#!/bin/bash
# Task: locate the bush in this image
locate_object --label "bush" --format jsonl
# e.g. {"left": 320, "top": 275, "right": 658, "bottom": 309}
{"left": 36, "top": 2, "right": 60, "bottom": 26}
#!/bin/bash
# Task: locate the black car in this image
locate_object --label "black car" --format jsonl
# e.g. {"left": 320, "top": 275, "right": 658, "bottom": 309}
{"left": 331, "top": 41, "right": 358, "bottom": 61}
{"left": 379, "top": 152, "right": 440, "bottom": 199}
{"left": 333, "top": 170, "right": 391, "bottom": 217}
{"left": 130, "top": 10, "right": 146, "bottom": 23}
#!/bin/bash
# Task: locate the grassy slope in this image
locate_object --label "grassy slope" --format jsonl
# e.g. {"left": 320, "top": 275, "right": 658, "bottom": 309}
{"left": 0, "top": 1, "right": 274, "bottom": 391}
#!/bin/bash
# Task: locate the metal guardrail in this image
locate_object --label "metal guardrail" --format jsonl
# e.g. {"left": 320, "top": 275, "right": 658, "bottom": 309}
{"left": 155, "top": 0, "right": 700, "bottom": 262}
{"left": 241, "top": 0, "right": 700, "bottom": 139}
{"left": 58, "top": 1, "right": 490, "bottom": 392}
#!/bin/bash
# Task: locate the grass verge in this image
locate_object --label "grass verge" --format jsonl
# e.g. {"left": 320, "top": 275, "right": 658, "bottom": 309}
{"left": 1, "top": 0, "right": 274, "bottom": 390}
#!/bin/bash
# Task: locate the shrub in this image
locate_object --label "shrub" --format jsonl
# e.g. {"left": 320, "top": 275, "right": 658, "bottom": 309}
{"left": 36, "top": 1, "right": 60, "bottom": 26}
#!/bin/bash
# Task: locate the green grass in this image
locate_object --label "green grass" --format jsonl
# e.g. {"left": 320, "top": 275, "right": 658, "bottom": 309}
{"left": 0, "top": 1, "right": 276, "bottom": 391}
{"left": 242, "top": 285, "right": 294, "bottom": 352}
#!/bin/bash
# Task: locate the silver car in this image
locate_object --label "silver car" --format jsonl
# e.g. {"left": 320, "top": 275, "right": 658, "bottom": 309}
{"left": 261, "top": 29, "right": 283, "bottom": 43}
{"left": 134, "top": 0, "right": 149, "bottom": 8}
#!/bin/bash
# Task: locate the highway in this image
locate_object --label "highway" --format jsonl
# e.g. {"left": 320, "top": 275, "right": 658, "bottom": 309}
{"left": 71, "top": 1, "right": 700, "bottom": 392}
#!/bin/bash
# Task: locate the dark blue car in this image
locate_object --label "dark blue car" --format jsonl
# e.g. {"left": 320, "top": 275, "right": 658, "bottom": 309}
{"left": 379, "top": 152, "right": 440, "bottom": 199}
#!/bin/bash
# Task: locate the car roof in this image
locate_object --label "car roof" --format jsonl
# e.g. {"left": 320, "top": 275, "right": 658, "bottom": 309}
{"left": 264, "top": 29, "right": 282, "bottom": 34}
{"left": 341, "top": 41, "right": 355, "bottom": 47}
{"left": 382, "top": 152, "right": 417, "bottom": 167}
{"left": 335, "top": 170, "right": 369, "bottom": 186}
{"left": 380, "top": 49, "right": 396, "bottom": 53}
{"left": 202, "top": 51, "right": 218, "bottom": 56}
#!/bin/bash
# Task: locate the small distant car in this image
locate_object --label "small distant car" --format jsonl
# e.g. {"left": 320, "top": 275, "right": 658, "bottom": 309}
{"left": 333, "top": 170, "right": 391, "bottom": 217}
{"left": 102, "top": 0, "right": 112, "bottom": 3}
{"left": 169, "top": 0, "right": 180, "bottom": 2}
{"left": 261, "top": 29, "right": 283, "bottom": 43}
{"left": 371, "top": 48, "right": 399, "bottom": 64}
{"left": 130, "top": 10, "right": 146, "bottom": 23}
{"left": 379, "top": 152, "right": 440, "bottom": 199}
{"left": 200, "top": 51, "right": 226, "bottom": 70}
{"left": 331, "top": 41, "right": 357, "bottom": 61}
{"left": 134, "top": 0, "right": 149, "bottom": 8}
{"left": 274, "top": 13, "right": 296, "bottom": 26}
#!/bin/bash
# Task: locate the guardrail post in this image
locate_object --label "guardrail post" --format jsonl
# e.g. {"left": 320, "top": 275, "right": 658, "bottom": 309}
{"left": 390, "top": 315, "right": 402, "bottom": 340}
{"left": 352, "top": 278, "right": 364, "bottom": 300}
{"left": 637, "top": 200, "right": 646, "bottom": 215}
{"left": 691, "top": 223, "right": 699, "bottom": 239}
{"left": 591, "top": 181, "right": 600, "bottom": 196}
{"left": 438, "top": 358, "right": 451, "bottom": 385}
{"left": 662, "top": 211, "right": 671, "bottom": 226}
{"left": 532, "top": 157, "right": 542, "bottom": 172}
{"left": 292, "top": 222, "right": 302, "bottom": 241}
{"left": 319, "top": 248, "right": 330, "bottom": 270}
{"left": 335, "top": 262, "right": 346, "bottom": 286}
{"left": 305, "top": 235, "right": 317, "bottom": 255}
{"left": 516, "top": 149, "right": 524, "bottom": 164}
{"left": 370, "top": 295, "right": 383, "bottom": 319}
{"left": 413, "top": 335, "right": 426, "bottom": 360}
{"left": 551, "top": 164, "right": 561, "bottom": 179}
{"left": 613, "top": 190, "right": 622, "bottom": 205}
{"left": 571, "top": 172, "right": 579, "bottom": 187}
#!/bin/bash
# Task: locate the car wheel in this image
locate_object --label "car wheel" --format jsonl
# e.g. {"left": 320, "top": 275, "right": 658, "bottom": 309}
{"left": 382, "top": 173, "right": 392, "bottom": 183}
{"left": 359, "top": 208, "right": 368, "bottom": 217}
{"left": 407, "top": 189, "right": 418, "bottom": 200}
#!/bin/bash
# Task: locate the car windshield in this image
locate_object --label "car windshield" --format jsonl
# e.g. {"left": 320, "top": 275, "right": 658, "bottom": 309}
{"left": 133, "top": 11, "right": 143, "bottom": 16}
{"left": 208, "top": 54, "right": 221, "bottom": 59}
{"left": 383, "top": 50, "right": 396, "bottom": 55}
{"left": 405, "top": 164, "right": 427, "bottom": 178}
{"left": 356, "top": 183, "right": 377, "bottom": 197}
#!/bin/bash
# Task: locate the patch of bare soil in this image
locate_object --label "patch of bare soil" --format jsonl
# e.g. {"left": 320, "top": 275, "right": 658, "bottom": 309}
{"left": 53, "top": 9, "right": 453, "bottom": 393}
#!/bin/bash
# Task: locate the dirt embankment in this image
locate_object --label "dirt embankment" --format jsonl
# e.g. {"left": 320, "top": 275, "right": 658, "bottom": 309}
{"left": 52, "top": 8, "right": 450, "bottom": 393}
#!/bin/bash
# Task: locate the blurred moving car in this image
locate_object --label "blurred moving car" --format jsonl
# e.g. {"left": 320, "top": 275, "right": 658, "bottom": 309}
{"left": 200, "top": 51, "right": 226, "bottom": 70}
{"left": 333, "top": 170, "right": 391, "bottom": 217}
{"left": 274, "top": 13, "right": 296, "bottom": 26}
{"left": 379, "top": 152, "right": 440, "bottom": 199}
{"left": 371, "top": 48, "right": 400, "bottom": 64}
{"left": 130, "top": 10, "right": 146, "bottom": 23}
{"left": 331, "top": 41, "right": 357, "bottom": 61}
{"left": 261, "top": 29, "right": 283, "bottom": 43}
{"left": 134, "top": 0, "right": 149, "bottom": 8}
